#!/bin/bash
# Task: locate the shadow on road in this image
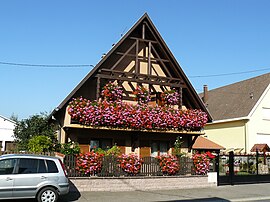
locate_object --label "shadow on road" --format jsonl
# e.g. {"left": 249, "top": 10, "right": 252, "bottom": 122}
{"left": 59, "top": 180, "right": 81, "bottom": 201}
{"left": 157, "top": 198, "right": 230, "bottom": 202}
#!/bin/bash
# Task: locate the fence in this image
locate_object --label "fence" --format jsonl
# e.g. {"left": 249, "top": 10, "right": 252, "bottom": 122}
{"left": 64, "top": 155, "right": 210, "bottom": 177}
{"left": 218, "top": 151, "right": 270, "bottom": 185}
{"left": 0, "top": 151, "right": 217, "bottom": 178}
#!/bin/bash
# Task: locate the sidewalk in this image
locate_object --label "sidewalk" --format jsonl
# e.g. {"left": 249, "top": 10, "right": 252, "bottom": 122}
{"left": 60, "top": 183, "right": 270, "bottom": 202}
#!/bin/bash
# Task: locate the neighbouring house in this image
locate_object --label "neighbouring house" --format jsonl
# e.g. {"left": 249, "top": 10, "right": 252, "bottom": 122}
{"left": 49, "top": 13, "right": 212, "bottom": 157}
{"left": 201, "top": 73, "right": 270, "bottom": 154}
{"left": 0, "top": 115, "right": 16, "bottom": 151}
{"left": 192, "top": 136, "right": 225, "bottom": 153}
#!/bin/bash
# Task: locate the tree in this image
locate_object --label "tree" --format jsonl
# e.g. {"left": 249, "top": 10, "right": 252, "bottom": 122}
{"left": 13, "top": 112, "right": 57, "bottom": 150}
{"left": 9, "top": 113, "right": 19, "bottom": 123}
{"left": 28, "top": 135, "right": 52, "bottom": 152}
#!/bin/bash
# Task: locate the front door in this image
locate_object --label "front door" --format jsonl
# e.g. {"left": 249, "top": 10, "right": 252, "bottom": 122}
{"left": 0, "top": 158, "right": 16, "bottom": 198}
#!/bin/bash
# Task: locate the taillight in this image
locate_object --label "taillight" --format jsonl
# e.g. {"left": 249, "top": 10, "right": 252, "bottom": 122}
{"left": 58, "top": 159, "right": 68, "bottom": 177}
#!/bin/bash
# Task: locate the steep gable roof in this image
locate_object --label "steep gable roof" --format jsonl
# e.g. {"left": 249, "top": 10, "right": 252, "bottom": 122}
{"left": 50, "top": 13, "right": 211, "bottom": 120}
{"left": 201, "top": 73, "right": 270, "bottom": 121}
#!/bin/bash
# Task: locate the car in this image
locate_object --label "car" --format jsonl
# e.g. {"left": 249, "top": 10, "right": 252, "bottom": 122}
{"left": 0, "top": 154, "right": 69, "bottom": 202}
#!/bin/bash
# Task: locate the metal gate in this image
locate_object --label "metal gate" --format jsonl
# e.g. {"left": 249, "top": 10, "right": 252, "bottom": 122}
{"left": 217, "top": 151, "right": 270, "bottom": 185}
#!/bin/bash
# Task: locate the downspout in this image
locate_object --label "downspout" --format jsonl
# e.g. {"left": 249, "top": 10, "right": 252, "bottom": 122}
{"left": 244, "top": 121, "right": 248, "bottom": 154}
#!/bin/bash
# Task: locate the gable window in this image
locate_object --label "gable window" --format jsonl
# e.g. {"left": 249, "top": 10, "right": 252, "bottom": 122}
{"left": 262, "top": 107, "right": 270, "bottom": 120}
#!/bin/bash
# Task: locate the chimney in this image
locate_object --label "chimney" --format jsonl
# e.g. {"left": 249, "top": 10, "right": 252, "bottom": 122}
{"left": 203, "top": 85, "right": 208, "bottom": 103}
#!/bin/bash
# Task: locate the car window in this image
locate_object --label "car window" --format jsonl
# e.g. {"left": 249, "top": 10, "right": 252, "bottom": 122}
{"left": 38, "top": 159, "right": 47, "bottom": 173}
{"left": 0, "top": 158, "right": 16, "bottom": 175}
{"left": 46, "top": 160, "right": 58, "bottom": 173}
{"left": 18, "top": 158, "right": 38, "bottom": 174}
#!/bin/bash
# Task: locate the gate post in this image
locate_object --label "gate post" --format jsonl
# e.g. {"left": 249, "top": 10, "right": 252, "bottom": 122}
{"left": 216, "top": 151, "right": 220, "bottom": 186}
{"left": 256, "top": 150, "right": 259, "bottom": 175}
{"left": 229, "top": 151, "right": 234, "bottom": 185}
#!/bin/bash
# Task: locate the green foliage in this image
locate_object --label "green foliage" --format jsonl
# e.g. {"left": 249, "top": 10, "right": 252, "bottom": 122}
{"left": 93, "top": 148, "right": 106, "bottom": 155}
{"left": 60, "top": 141, "right": 80, "bottom": 155}
{"left": 172, "top": 136, "right": 185, "bottom": 157}
{"left": 13, "top": 112, "right": 57, "bottom": 150}
{"left": 93, "top": 145, "right": 121, "bottom": 156}
{"left": 106, "top": 145, "right": 121, "bottom": 156}
{"left": 9, "top": 113, "right": 19, "bottom": 123}
{"left": 28, "top": 135, "right": 52, "bottom": 152}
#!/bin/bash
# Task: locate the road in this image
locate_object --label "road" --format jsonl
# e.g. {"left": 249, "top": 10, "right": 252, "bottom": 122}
{"left": 3, "top": 183, "right": 270, "bottom": 202}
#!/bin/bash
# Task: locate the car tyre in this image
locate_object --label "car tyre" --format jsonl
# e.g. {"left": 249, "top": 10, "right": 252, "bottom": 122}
{"left": 37, "top": 187, "right": 59, "bottom": 202}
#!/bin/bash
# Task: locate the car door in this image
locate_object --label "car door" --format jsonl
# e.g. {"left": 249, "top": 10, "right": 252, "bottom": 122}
{"left": 0, "top": 158, "right": 16, "bottom": 198}
{"left": 12, "top": 158, "right": 46, "bottom": 198}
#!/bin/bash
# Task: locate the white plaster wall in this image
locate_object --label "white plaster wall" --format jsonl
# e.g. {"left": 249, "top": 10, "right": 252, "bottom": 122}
{"left": 247, "top": 84, "right": 270, "bottom": 152}
{"left": 0, "top": 116, "right": 16, "bottom": 151}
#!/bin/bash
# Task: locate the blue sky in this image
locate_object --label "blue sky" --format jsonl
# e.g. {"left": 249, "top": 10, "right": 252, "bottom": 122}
{"left": 1, "top": 1, "right": 270, "bottom": 119}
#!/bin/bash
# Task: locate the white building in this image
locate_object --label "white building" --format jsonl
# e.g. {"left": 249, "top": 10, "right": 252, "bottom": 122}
{"left": 0, "top": 115, "right": 16, "bottom": 151}
{"left": 201, "top": 73, "right": 270, "bottom": 153}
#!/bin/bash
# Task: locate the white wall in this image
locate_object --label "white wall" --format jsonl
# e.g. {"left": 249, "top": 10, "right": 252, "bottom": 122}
{"left": 247, "top": 84, "right": 270, "bottom": 152}
{"left": 0, "top": 115, "right": 16, "bottom": 151}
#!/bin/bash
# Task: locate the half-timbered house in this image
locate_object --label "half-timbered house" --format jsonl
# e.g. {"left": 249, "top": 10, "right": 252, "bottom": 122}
{"left": 49, "top": 13, "right": 212, "bottom": 157}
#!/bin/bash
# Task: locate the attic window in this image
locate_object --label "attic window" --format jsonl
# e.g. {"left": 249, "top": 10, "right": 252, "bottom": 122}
{"left": 262, "top": 107, "right": 270, "bottom": 120}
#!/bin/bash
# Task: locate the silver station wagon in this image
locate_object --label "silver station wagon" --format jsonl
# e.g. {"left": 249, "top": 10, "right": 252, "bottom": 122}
{"left": 0, "top": 154, "right": 69, "bottom": 202}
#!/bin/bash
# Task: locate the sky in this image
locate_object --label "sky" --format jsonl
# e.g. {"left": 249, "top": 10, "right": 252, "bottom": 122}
{"left": 1, "top": 1, "right": 270, "bottom": 120}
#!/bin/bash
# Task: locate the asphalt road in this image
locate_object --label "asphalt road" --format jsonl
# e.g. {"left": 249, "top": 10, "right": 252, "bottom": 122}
{"left": 3, "top": 183, "right": 270, "bottom": 202}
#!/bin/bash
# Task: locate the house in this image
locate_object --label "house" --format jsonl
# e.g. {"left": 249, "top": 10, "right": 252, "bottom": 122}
{"left": 49, "top": 13, "right": 212, "bottom": 157}
{"left": 0, "top": 115, "right": 16, "bottom": 151}
{"left": 201, "top": 73, "right": 270, "bottom": 153}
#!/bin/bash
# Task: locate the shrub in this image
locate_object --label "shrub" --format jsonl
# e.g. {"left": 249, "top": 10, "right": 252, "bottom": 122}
{"left": 76, "top": 151, "right": 104, "bottom": 175}
{"left": 156, "top": 155, "right": 180, "bottom": 175}
{"left": 192, "top": 152, "right": 215, "bottom": 175}
{"left": 118, "top": 154, "right": 143, "bottom": 175}
{"left": 27, "top": 135, "right": 52, "bottom": 153}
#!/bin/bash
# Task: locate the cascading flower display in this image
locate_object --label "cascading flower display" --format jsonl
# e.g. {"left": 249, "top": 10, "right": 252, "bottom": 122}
{"left": 156, "top": 155, "right": 180, "bottom": 175}
{"left": 161, "top": 89, "right": 180, "bottom": 105}
{"left": 118, "top": 154, "right": 143, "bottom": 175}
{"left": 76, "top": 151, "right": 104, "bottom": 176}
{"left": 192, "top": 152, "right": 215, "bottom": 175}
{"left": 101, "top": 81, "right": 123, "bottom": 101}
{"left": 132, "top": 85, "right": 151, "bottom": 104}
{"left": 68, "top": 97, "right": 208, "bottom": 131}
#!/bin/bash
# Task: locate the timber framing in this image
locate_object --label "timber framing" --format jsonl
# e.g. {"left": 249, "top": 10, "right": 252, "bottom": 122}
{"left": 50, "top": 13, "right": 212, "bottom": 122}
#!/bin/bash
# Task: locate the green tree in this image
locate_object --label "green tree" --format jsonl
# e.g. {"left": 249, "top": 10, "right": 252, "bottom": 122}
{"left": 9, "top": 113, "right": 19, "bottom": 123}
{"left": 13, "top": 112, "right": 57, "bottom": 151}
{"left": 28, "top": 135, "right": 52, "bottom": 152}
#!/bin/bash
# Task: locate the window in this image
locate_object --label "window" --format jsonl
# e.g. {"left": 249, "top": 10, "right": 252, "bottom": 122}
{"left": 17, "top": 159, "right": 51, "bottom": 174}
{"left": 90, "top": 139, "right": 112, "bottom": 151}
{"left": 151, "top": 141, "right": 168, "bottom": 157}
{"left": 0, "top": 159, "right": 16, "bottom": 175}
{"left": 262, "top": 107, "right": 270, "bottom": 120}
{"left": 46, "top": 160, "right": 58, "bottom": 173}
{"left": 5, "top": 141, "right": 17, "bottom": 151}
{"left": 38, "top": 160, "right": 47, "bottom": 173}
{"left": 18, "top": 158, "right": 38, "bottom": 174}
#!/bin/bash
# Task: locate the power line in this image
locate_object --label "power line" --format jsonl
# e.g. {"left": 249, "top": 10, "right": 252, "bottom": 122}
{"left": 0, "top": 61, "right": 94, "bottom": 68}
{"left": 1, "top": 60, "right": 270, "bottom": 77}
{"left": 189, "top": 67, "right": 270, "bottom": 78}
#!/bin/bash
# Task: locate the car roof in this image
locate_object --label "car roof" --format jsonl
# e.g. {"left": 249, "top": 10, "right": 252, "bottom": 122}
{"left": 0, "top": 153, "right": 59, "bottom": 160}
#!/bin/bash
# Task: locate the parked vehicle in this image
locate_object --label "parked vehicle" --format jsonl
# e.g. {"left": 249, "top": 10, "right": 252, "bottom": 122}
{"left": 0, "top": 154, "right": 69, "bottom": 202}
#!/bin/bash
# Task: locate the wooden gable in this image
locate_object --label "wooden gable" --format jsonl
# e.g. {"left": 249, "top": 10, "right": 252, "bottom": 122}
{"left": 52, "top": 13, "right": 211, "bottom": 121}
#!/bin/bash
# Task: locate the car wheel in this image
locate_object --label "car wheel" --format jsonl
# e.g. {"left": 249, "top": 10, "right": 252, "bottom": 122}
{"left": 37, "top": 187, "right": 59, "bottom": 202}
